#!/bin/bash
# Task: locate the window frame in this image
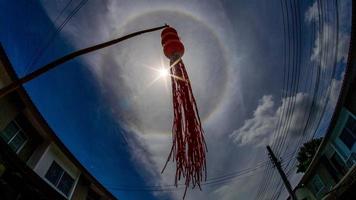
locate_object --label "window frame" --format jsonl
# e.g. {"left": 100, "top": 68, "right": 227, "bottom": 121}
{"left": 45, "top": 161, "right": 75, "bottom": 198}
{"left": 339, "top": 128, "right": 355, "bottom": 150}
{"left": 0, "top": 120, "right": 28, "bottom": 154}
{"left": 330, "top": 151, "right": 348, "bottom": 176}
{"left": 345, "top": 115, "right": 356, "bottom": 158}
{"left": 311, "top": 174, "right": 325, "bottom": 196}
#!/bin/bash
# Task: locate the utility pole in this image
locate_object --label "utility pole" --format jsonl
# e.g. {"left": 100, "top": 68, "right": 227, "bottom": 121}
{"left": 266, "top": 145, "right": 297, "bottom": 200}
{"left": 0, "top": 24, "right": 168, "bottom": 98}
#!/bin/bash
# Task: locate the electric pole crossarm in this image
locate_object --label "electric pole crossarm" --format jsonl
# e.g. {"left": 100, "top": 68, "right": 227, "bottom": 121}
{"left": 266, "top": 145, "right": 297, "bottom": 200}
{"left": 0, "top": 24, "right": 168, "bottom": 98}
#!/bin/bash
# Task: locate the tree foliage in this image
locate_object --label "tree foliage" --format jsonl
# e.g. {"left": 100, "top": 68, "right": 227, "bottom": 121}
{"left": 296, "top": 137, "right": 323, "bottom": 173}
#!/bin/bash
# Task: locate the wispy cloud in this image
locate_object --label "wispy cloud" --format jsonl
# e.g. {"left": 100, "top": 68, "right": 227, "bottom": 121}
{"left": 37, "top": 0, "right": 352, "bottom": 199}
{"left": 305, "top": 1, "right": 318, "bottom": 24}
{"left": 39, "top": 0, "right": 241, "bottom": 198}
{"left": 306, "top": 0, "right": 351, "bottom": 68}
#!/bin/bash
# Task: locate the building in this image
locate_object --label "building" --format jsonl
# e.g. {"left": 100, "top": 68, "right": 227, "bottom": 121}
{"left": 294, "top": 108, "right": 356, "bottom": 200}
{"left": 0, "top": 45, "right": 117, "bottom": 200}
{"left": 292, "top": 4, "right": 356, "bottom": 200}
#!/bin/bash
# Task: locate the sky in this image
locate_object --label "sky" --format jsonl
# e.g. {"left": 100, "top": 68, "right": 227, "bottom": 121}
{"left": 0, "top": 0, "right": 352, "bottom": 199}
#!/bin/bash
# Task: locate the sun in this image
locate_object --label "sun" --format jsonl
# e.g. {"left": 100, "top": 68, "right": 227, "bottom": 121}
{"left": 158, "top": 67, "right": 169, "bottom": 77}
{"left": 141, "top": 56, "right": 184, "bottom": 93}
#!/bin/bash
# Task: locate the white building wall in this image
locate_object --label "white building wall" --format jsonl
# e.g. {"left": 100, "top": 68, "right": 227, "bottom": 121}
{"left": 33, "top": 143, "right": 81, "bottom": 199}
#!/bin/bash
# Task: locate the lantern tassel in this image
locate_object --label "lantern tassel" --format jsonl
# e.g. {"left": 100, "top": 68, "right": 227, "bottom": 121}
{"left": 161, "top": 59, "right": 207, "bottom": 199}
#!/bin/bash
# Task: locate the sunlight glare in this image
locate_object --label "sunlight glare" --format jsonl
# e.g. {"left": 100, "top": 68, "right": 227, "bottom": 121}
{"left": 158, "top": 67, "right": 169, "bottom": 77}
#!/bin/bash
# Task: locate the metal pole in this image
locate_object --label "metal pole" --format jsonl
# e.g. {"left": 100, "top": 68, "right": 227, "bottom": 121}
{"left": 266, "top": 145, "right": 297, "bottom": 200}
{"left": 0, "top": 24, "right": 168, "bottom": 98}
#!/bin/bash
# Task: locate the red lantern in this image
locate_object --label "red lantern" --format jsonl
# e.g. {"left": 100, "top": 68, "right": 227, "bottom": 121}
{"left": 161, "top": 27, "right": 185, "bottom": 59}
{"left": 161, "top": 26, "right": 207, "bottom": 199}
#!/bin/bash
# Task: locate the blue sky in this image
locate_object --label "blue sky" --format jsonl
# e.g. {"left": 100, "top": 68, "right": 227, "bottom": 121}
{"left": 0, "top": 0, "right": 352, "bottom": 199}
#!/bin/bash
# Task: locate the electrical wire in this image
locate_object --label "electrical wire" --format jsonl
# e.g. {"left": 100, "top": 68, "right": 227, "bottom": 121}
{"left": 25, "top": 0, "right": 89, "bottom": 74}
{"left": 270, "top": 0, "right": 341, "bottom": 199}
{"left": 257, "top": 0, "right": 342, "bottom": 198}
{"left": 105, "top": 153, "right": 295, "bottom": 193}
{"left": 255, "top": 0, "right": 292, "bottom": 198}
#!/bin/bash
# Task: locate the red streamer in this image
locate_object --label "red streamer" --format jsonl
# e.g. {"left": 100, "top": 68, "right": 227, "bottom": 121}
{"left": 161, "top": 59, "right": 207, "bottom": 199}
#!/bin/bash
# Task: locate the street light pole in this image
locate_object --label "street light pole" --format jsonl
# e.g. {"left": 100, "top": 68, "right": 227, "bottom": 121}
{"left": 0, "top": 24, "right": 168, "bottom": 98}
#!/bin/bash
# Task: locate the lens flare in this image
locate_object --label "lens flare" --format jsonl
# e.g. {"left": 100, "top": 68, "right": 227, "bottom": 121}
{"left": 158, "top": 67, "right": 169, "bottom": 77}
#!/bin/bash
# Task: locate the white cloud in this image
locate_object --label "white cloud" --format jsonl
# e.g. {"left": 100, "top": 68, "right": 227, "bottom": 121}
{"left": 305, "top": 1, "right": 318, "bottom": 23}
{"left": 230, "top": 95, "right": 277, "bottom": 146}
{"left": 306, "top": 1, "right": 351, "bottom": 67}
{"left": 38, "top": 1, "right": 239, "bottom": 199}
{"left": 310, "top": 24, "right": 350, "bottom": 69}
{"left": 329, "top": 78, "right": 343, "bottom": 106}
{"left": 337, "top": 33, "right": 350, "bottom": 64}
{"left": 36, "top": 0, "right": 352, "bottom": 199}
{"left": 230, "top": 93, "right": 312, "bottom": 147}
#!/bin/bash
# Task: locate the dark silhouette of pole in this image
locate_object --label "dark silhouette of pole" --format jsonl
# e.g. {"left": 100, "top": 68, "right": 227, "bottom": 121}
{"left": 266, "top": 145, "right": 297, "bottom": 200}
{"left": 0, "top": 24, "right": 168, "bottom": 98}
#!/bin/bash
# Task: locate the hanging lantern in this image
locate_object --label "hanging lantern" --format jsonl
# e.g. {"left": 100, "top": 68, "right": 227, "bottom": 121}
{"left": 161, "top": 26, "right": 207, "bottom": 199}
{"left": 161, "top": 27, "right": 185, "bottom": 59}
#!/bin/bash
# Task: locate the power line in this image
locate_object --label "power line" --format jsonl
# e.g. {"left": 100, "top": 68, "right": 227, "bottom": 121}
{"left": 271, "top": 1, "right": 341, "bottom": 199}
{"left": 255, "top": 0, "right": 293, "bottom": 198}
{"left": 261, "top": 0, "right": 302, "bottom": 197}
{"left": 106, "top": 154, "right": 295, "bottom": 192}
{"left": 107, "top": 162, "right": 268, "bottom": 192}
{"left": 276, "top": 0, "right": 303, "bottom": 156}
{"left": 271, "top": 0, "right": 323, "bottom": 197}
{"left": 262, "top": 0, "right": 340, "bottom": 196}
{"left": 25, "top": 0, "right": 89, "bottom": 74}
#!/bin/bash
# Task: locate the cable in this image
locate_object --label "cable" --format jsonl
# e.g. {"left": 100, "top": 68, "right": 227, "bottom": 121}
{"left": 310, "top": 0, "right": 340, "bottom": 139}
{"left": 273, "top": 0, "right": 334, "bottom": 197}
{"left": 25, "top": 0, "right": 89, "bottom": 73}
{"left": 271, "top": 1, "right": 341, "bottom": 199}
{"left": 107, "top": 161, "right": 270, "bottom": 191}
{"left": 25, "top": 0, "right": 74, "bottom": 73}
{"left": 106, "top": 154, "right": 294, "bottom": 193}
{"left": 275, "top": 0, "right": 303, "bottom": 156}
{"left": 267, "top": 2, "right": 301, "bottom": 197}
{"left": 255, "top": 0, "right": 292, "bottom": 198}
{"left": 269, "top": 0, "right": 290, "bottom": 159}
{"left": 255, "top": 162, "right": 275, "bottom": 199}
{"left": 271, "top": 0, "right": 294, "bottom": 154}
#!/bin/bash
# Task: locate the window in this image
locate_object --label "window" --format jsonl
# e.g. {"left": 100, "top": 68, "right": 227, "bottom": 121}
{"left": 0, "top": 121, "right": 27, "bottom": 153}
{"left": 312, "top": 175, "right": 324, "bottom": 194}
{"left": 45, "top": 161, "right": 75, "bottom": 197}
{"left": 311, "top": 175, "right": 324, "bottom": 194}
{"left": 345, "top": 116, "right": 356, "bottom": 132}
{"left": 339, "top": 117, "right": 356, "bottom": 149}
{"left": 330, "top": 153, "right": 347, "bottom": 175}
